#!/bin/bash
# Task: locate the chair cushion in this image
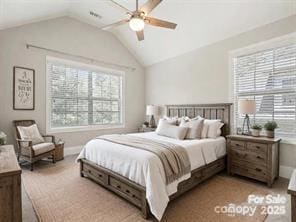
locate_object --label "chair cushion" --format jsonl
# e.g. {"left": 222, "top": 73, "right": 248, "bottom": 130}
{"left": 32, "top": 142, "right": 55, "bottom": 156}
{"left": 17, "top": 124, "right": 44, "bottom": 145}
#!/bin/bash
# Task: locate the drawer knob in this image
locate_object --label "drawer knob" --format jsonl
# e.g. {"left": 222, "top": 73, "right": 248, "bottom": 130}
{"left": 257, "top": 156, "right": 262, "bottom": 160}
{"left": 99, "top": 174, "right": 102, "bottom": 177}
{"left": 126, "top": 189, "right": 130, "bottom": 193}
{"left": 256, "top": 146, "right": 260, "bottom": 149}
{"left": 255, "top": 168, "right": 262, "bottom": 172}
{"left": 116, "top": 185, "right": 121, "bottom": 189}
{"left": 132, "top": 194, "right": 136, "bottom": 198}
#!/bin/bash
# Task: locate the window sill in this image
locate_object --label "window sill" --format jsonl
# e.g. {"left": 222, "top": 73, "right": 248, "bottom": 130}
{"left": 280, "top": 139, "right": 296, "bottom": 145}
{"left": 47, "top": 124, "right": 125, "bottom": 134}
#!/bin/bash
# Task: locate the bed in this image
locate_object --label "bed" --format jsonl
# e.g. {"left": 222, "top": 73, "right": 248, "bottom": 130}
{"left": 78, "top": 103, "right": 232, "bottom": 220}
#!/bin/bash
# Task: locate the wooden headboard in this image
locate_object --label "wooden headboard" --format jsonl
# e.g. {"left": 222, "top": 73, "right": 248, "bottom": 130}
{"left": 165, "top": 103, "right": 232, "bottom": 137}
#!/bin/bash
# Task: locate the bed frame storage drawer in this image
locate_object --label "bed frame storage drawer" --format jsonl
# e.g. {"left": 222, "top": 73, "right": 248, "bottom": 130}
{"left": 83, "top": 163, "right": 107, "bottom": 185}
{"left": 109, "top": 176, "right": 142, "bottom": 206}
{"left": 80, "top": 156, "right": 227, "bottom": 218}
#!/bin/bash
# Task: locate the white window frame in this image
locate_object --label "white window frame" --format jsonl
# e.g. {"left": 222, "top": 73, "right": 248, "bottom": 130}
{"left": 229, "top": 32, "right": 296, "bottom": 144}
{"left": 46, "top": 56, "right": 125, "bottom": 134}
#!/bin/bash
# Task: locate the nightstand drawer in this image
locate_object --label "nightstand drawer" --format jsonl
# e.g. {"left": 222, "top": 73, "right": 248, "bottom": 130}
{"left": 230, "top": 140, "right": 245, "bottom": 151}
{"left": 230, "top": 149, "right": 267, "bottom": 165}
{"left": 231, "top": 161, "right": 267, "bottom": 181}
{"left": 247, "top": 142, "right": 268, "bottom": 154}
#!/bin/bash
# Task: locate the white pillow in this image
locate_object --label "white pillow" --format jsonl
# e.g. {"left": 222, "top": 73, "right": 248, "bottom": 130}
{"left": 162, "top": 116, "right": 178, "bottom": 125}
{"left": 197, "top": 116, "right": 224, "bottom": 138}
{"left": 17, "top": 124, "right": 44, "bottom": 145}
{"left": 201, "top": 122, "right": 209, "bottom": 139}
{"left": 179, "top": 119, "right": 204, "bottom": 139}
{"left": 156, "top": 122, "right": 188, "bottom": 140}
{"left": 177, "top": 116, "right": 190, "bottom": 125}
{"left": 206, "top": 120, "right": 224, "bottom": 138}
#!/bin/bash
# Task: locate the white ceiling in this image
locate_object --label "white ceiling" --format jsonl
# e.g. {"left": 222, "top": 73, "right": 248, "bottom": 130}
{"left": 0, "top": 0, "right": 295, "bottom": 66}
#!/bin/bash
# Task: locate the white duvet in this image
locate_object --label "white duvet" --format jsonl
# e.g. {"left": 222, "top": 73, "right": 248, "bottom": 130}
{"left": 77, "top": 132, "right": 226, "bottom": 220}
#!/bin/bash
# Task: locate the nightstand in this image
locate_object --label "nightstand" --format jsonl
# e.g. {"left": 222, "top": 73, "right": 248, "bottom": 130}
{"left": 138, "top": 127, "right": 156, "bottom": 133}
{"left": 227, "top": 135, "right": 281, "bottom": 187}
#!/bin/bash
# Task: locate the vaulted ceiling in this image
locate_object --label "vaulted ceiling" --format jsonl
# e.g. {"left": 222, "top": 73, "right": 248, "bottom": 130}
{"left": 0, "top": 0, "right": 295, "bottom": 66}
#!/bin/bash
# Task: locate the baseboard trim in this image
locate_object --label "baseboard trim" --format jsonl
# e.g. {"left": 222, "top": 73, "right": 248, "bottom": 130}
{"left": 64, "top": 145, "right": 83, "bottom": 157}
{"left": 280, "top": 165, "right": 295, "bottom": 179}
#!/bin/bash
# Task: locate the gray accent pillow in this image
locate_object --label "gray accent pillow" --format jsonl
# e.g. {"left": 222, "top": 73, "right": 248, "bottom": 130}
{"left": 156, "top": 122, "right": 188, "bottom": 140}
{"left": 179, "top": 119, "right": 204, "bottom": 139}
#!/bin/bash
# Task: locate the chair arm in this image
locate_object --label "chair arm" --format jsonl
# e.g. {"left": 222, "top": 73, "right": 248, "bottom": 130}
{"left": 16, "top": 139, "right": 34, "bottom": 157}
{"left": 42, "top": 135, "right": 55, "bottom": 144}
{"left": 16, "top": 138, "right": 33, "bottom": 147}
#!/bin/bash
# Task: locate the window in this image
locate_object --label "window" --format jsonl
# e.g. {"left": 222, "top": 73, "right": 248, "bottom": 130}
{"left": 233, "top": 42, "right": 296, "bottom": 139}
{"left": 46, "top": 57, "right": 124, "bottom": 133}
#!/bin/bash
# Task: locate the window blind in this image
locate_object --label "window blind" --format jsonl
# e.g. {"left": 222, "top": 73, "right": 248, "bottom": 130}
{"left": 234, "top": 43, "right": 296, "bottom": 138}
{"left": 47, "top": 59, "right": 123, "bottom": 130}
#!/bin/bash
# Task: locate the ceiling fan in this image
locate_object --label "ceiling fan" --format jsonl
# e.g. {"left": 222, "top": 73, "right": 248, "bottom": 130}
{"left": 101, "top": 0, "right": 177, "bottom": 41}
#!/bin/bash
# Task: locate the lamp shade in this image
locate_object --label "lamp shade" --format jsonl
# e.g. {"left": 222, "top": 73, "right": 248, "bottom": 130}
{"left": 146, "top": 105, "right": 159, "bottom": 116}
{"left": 239, "top": 99, "right": 256, "bottom": 114}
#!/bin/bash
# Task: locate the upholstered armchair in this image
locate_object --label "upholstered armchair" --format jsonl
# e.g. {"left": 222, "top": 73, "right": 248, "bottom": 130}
{"left": 13, "top": 120, "right": 56, "bottom": 171}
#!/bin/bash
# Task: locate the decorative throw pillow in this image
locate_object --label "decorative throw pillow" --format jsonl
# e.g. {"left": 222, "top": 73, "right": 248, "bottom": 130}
{"left": 179, "top": 119, "right": 204, "bottom": 139}
{"left": 17, "top": 124, "right": 44, "bottom": 145}
{"left": 156, "top": 122, "right": 188, "bottom": 140}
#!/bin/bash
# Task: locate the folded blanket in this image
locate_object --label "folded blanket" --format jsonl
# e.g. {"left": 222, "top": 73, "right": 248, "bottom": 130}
{"left": 97, "top": 134, "right": 191, "bottom": 184}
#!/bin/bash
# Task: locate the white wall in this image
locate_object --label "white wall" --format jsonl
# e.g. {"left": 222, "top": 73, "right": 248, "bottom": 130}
{"left": 0, "top": 17, "right": 145, "bottom": 149}
{"left": 145, "top": 15, "right": 296, "bottom": 177}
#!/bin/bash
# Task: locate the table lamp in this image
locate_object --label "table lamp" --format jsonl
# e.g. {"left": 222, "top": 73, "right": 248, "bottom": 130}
{"left": 146, "top": 105, "right": 159, "bottom": 128}
{"left": 239, "top": 99, "right": 256, "bottom": 135}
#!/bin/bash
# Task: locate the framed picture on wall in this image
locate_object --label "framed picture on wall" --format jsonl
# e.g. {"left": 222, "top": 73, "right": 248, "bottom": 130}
{"left": 13, "top": 66, "right": 35, "bottom": 110}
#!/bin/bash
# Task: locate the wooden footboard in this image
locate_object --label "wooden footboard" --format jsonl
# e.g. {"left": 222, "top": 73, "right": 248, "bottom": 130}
{"left": 79, "top": 155, "right": 226, "bottom": 219}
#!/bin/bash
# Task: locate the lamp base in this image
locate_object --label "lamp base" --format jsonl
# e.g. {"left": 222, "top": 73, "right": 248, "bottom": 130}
{"left": 242, "top": 114, "right": 251, "bottom": 135}
{"left": 149, "top": 115, "right": 156, "bottom": 128}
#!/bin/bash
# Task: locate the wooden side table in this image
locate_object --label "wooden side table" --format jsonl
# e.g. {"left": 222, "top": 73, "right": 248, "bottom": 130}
{"left": 288, "top": 169, "right": 296, "bottom": 222}
{"left": 138, "top": 127, "right": 156, "bottom": 133}
{"left": 55, "top": 142, "right": 64, "bottom": 161}
{"left": 227, "top": 135, "right": 280, "bottom": 187}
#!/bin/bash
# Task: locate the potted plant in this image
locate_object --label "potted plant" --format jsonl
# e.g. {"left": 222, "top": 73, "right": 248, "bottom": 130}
{"left": 251, "top": 124, "right": 262, "bottom": 137}
{"left": 142, "top": 121, "right": 149, "bottom": 128}
{"left": 0, "top": 131, "right": 7, "bottom": 145}
{"left": 264, "top": 121, "right": 278, "bottom": 138}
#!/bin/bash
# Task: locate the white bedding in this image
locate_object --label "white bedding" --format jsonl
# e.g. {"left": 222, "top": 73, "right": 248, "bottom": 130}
{"left": 77, "top": 132, "right": 226, "bottom": 220}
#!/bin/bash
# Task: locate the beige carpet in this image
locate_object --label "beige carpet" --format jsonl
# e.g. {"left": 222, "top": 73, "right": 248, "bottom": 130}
{"left": 22, "top": 159, "right": 270, "bottom": 222}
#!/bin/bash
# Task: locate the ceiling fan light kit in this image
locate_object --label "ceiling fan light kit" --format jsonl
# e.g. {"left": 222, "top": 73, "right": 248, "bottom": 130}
{"left": 103, "top": 0, "right": 177, "bottom": 41}
{"left": 129, "top": 17, "right": 145, "bottom": 31}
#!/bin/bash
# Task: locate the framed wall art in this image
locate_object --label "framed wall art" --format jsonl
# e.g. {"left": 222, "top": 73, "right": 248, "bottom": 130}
{"left": 13, "top": 66, "right": 35, "bottom": 110}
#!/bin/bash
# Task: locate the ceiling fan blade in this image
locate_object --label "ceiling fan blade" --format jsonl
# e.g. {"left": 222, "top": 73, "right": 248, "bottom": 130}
{"left": 145, "top": 17, "right": 177, "bottom": 29}
{"left": 108, "top": 0, "right": 132, "bottom": 13}
{"left": 140, "top": 0, "right": 162, "bottom": 15}
{"left": 136, "top": 30, "right": 144, "bottom": 41}
{"left": 101, "top": 19, "right": 129, "bottom": 30}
